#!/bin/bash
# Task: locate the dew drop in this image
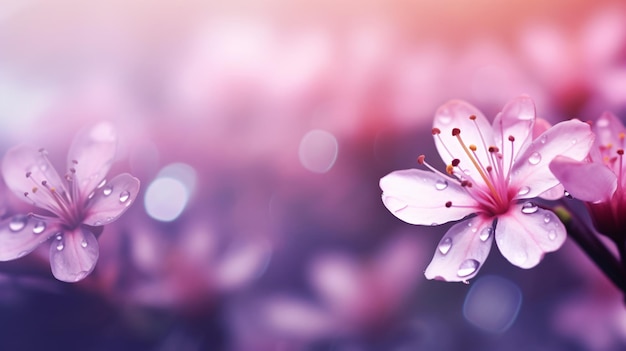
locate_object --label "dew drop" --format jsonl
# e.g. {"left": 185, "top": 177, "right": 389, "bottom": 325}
{"left": 88, "top": 191, "right": 95, "bottom": 199}
{"left": 543, "top": 214, "right": 551, "bottom": 224}
{"left": 517, "top": 186, "right": 530, "bottom": 196}
{"left": 94, "top": 221, "right": 103, "bottom": 226}
{"left": 435, "top": 179, "right": 449, "bottom": 190}
{"left": 438, "top": 237, "right": 452, "bottom": 255}
{"left": 9, "top": 216, "right": 27, "bottom": 232}
{"left": 103, "top": 185, "right": 114, "bottom": 196}
{"left": 56, "top": 243, "right": 64, "bottom": 251}
{"left": 32, "top": 221, "right": 46, "bottom": 234}
{"left": 97, "top": 179, "right": 107, "bottom": 189}
{"left": 457, "top": 259, "right": 479, "bottom": 277}
{"left": 17, "top": 251, "right": 28, "bottom": 258}
{"left": 479, "top": 227, "right": 492, "bottom": 241}
{"left": 119, "top": 191, "right": 130, "bottom": 203}
{"left": 564, "top": 190, "right": 572, "bottom": 199}
{"left": 540, "top": 135, "right": 547, "bottom": 144}
{"left": 548, "top": 230, "right": 557, "bottom": 241}
{"left": 81, "top": 240, "right": 88, "bottom": 248}
{"left": 528, "top": 152, "right": 542, "bottom": 165}
{"left": 55, "top": 234, "right": 62, "bottom": 241}
{"left": 521, "top": 202, "right": 538, "bottom": 214}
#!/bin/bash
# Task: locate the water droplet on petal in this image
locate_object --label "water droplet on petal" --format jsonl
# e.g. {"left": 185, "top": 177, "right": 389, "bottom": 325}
{"left": 521, "top": 202, "right": 538, "bottom": 214}
{"left": 517, "top": 186, "right": 530, "bottom": 196}
{"left": 9, "top": 216, "right": 27, "bottom": 232}
{"left": 457, "top": 259, "right": 479, "bottom": 277}
{"left": 564, "top": 190, "right": 572, "bottom": 199}
{"left": 540, "top": 135, "right": 547, "bottom": 144}
{"left": 479, "top": 227, "right": 492, "bottom": 241}
{"left": 528, "top": 152, "right": 542, "bottom": 165}
{"left": 119, "top": 191, "right": 130, "bottom": 203}
{"left": 81, "top": 240, "right": 88, "bottom": 248}
{"left": 32, "top": 221, "right": 46, "bottom": 234}
{"left": 438, "top": 237, "right": 452, "bottom": 255}
{"left": 56, "top": 243, "right": 64, "bottom": 251}
{"left": 94, "top": 221, "right": 103, "bottom": 226}
{"left": 97, "top": 179, "right": 107, "bottom": 189}
{"left": 435, "top": 179, "right": 448, "bottom": 190}
{"left": 103, "top": 185, "right": 113, "bottom": 196}
{"left": 543, "top": 214, "right": 551, "bottom": 224}
{"left": 17, "top": 251, "right": 28, "bottom": 258}
{"left": 55, "top": 234, "right": 62, "bottom": 241}
{"left": 548, "top": 230, "right": 557, "bottom": 241}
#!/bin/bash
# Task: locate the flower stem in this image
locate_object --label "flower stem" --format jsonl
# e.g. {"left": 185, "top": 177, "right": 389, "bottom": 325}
{"left": 554, "top": 205, "right": 626, "bottom": 296}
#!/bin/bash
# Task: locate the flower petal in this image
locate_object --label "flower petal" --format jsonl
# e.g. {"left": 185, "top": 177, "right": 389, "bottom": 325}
{"left": 538, "top": 183, "right": 565, "bottom": 200}
{"left": 549, "top": 156, "right": 617, "bottom": 202}
{"left": 49, "top": 227, "right": 99, "bottom": 282}
{"left": 67, "top": 122, "right": 117, "bottom": 201}
{"left": 511, "top": 119, "right": 594, "bottom": 199}
{"left": 532, "top": 117, "right": 552, "bottom": 139}
{"left": 83, "top": 173, "right": 140, "bottom": 226}
{"left": 495, "top": 203, "right": 566, "bottom": 269}
{"left": 492, "top": 95, "right": 536, "bottom": 171}
{"left": 0, "top": 215, "right": 59, "bottom": 261}
{"left": 594, "top": 111, "right": 626, "bottom": 148}
{"left": 433, "top": 100, "right": 495, "bottom": 172}
{"left": 424, "top": 216, "right": 494, "bottom": 282}
{"left": 380, "top": 169, "right": 478, "bottom": 226}
{"left": 2, "top": 145, "right": 68, "bottom": 210}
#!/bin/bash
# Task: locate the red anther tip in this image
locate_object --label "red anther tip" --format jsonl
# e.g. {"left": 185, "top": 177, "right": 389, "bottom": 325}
{"left": 445, "top": 201, "right": 452, "bottom": 208}
{"left": 508, "top": 135, "right": 515, "bottom": 142}
{"left": 451, "top": 159, "right": 460, "bottom": 167}
{"left": 431, "top": 128, "right": 441, "bottom": 135}
{"left": 469, "top": 115, "right": 476, "bottom": 120}
{"left": 452, "top": 128, "right": 461, "bottom": 136}
{"left": 417, "top": 155, "right": 426, "bottom": 164}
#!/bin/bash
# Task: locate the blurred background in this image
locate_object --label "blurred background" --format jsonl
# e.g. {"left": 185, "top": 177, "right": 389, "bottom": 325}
{"left": 1, "top": 0, "right": 626, "bottom": 350}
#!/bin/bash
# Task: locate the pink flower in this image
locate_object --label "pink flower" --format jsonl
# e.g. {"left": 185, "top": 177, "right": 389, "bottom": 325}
{"left": 0, "top": 122, "right": 140, "bottom": 282}
{"left": 550, "top": 112, "right": 626, "bottom": 240}
{"left": 380, "top": 96, "right": 594, "bottom": 282}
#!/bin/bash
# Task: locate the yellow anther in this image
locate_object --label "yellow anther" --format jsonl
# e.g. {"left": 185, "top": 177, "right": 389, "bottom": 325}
{"left": 469, "top": 144, "right": 477, "bottom": 152}
{"left": 620, "top": 133, "right": 625, "bottom": 140}
{"left": 446, "top": 164, "right": 454, "bottom": 175}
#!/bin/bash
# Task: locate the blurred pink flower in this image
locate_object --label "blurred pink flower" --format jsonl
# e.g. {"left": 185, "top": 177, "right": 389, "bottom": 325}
{"left": 256, "top": 234, "right": 423, "bottom": 342}
{"left": 0, "top": 122, "right": 140, "bottom": 282}
{"left": 380, "top": 96, "right": 594, "bottom": 281}
{"left": 550, "top": 112, "right": 626, "bottom": 240}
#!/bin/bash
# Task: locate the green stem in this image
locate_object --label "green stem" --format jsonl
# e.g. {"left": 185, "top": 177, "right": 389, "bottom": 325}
{"left": 554, "top": 205, "right": 626, "bottom": 295}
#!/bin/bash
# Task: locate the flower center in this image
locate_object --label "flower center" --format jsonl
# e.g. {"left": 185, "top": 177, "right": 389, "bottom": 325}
{"left": 420, "top": 115, "right": 517, "bottom": 216}
{"left": 22, "top": 149, "right": 83, "bottom": 227}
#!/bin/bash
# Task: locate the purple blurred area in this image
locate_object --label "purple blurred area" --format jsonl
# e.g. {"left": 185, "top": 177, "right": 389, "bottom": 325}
{"left": 0, "top": 0, "right": 626, "bottom": 350}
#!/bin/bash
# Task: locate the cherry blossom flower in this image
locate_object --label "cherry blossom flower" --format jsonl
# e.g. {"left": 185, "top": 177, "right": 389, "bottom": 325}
{"left": 0, "top": 122, "right": 140, "bottom": 282}
{"left": 550, "top": 111, "right": 626, "bottom": 241}
{"left": 380, "top": 96, "right": 594, "bottom": 282}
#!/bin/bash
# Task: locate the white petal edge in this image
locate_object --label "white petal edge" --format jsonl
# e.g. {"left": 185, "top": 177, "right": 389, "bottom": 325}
{"left": 380, "top": 169, "right": 478, "bottom": 226}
